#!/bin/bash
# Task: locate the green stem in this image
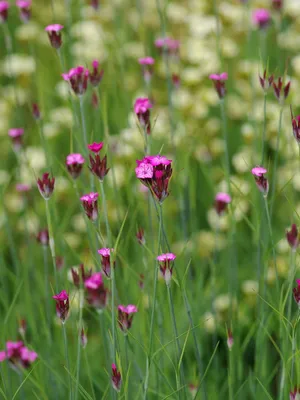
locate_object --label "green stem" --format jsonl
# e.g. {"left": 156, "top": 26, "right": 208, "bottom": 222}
{"left": 75, "top": 292, "right": 83, "bottom": 400}
{"left": 270, "top": 106, "right": 284, "bottom": 217}
{"left": 228, "top": 349, "right": 233, "bottom": 400}
{"left": 62, "top": 323, "right": 72, "bottom": 400}
{"left": 79, "top": 96, "right": 88, "bottom": 152}
{"left": 84, "top": 349, "right": 96, "bottom": 400}
{"left": 99, "top": 181, "right": 111, "bottom": 246}
{"left": 261, "top": 93, "right": 267, "bottom": 164}
{"left": 220, "top": 100, "right": 231, "bottom": 194}
{"left": 45, "top": 200, "right": 58, "bottom": 291}
{"left": 43, "top": 246, "right": 51, "bottom": 339}
{"left": 38, "top": 120, "right": 51, "bottom": 168}
{"left": 263, "top": 196, "right": 279, "bottom": 292}
{"left": 143, "top": 203, "right": 162, "bottom": 400}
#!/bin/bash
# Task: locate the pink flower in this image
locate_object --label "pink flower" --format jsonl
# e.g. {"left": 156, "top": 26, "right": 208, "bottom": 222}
{"left": 97, "top": 248, "right": 114, "bottom": 278}
{"left": 89, "top": 60, "right": 104, "bottom": 87}
{"left": 273, "top": 77, "right": 291, "bottom": 103}
{"left": 0, "top": 341, "right": 38, "bottom": 369}
{"left": 89, "top": 152, "right": 109, "bottom": 181}
{"left": 9, "top": 128, "right": 24, "bottom": 151}
{"left": 36, "top": 229, "right": 49, "bottom": 246}
{"left": 252, "top": 9, "right": 271, "bottom": 29}
{"left": 66, "top": 153, "right": 85, "bottom": 179}
{"left": 155, "top": 37, "right": 180, "bottom": 56}
{"left": 16, "top": 183, "right": 30, "bottom": 192}
{"left": 138, "top": 57, "right": 155, "bottom": 65}
{"left": 71, "top": 264, "right": 92, "bottom": 287}
{"left": 85, "top": 272, "right": 103, "bottom": 289}
{"left": 135, "top": 155, "right": 173, "bottom": 203}
{"left": 16, "top": 0, "right": 31, "bottom": 22}
{"left": 215, "top": 192, "right": 231, "bottom": 216}
{"left": 138, "top": 57, "right": 155, "bottom": 82}
{"left": 111, "top": 363, "right": 122, "bottom": 392}
{"left": 45, "top": 24, "right": 64, "bottom": 49}
{"left": 37, "top": 172, "right": 55, "bottom": 200}
{"left": 118, "top": 305, "right": 138, "bottom": 332}
{"left": 286, "top": 224, "right": 300, "bottom": 252}
{"left": 80, "top": 192, "right": 99, "bottom": 221}
{"left": 53, "top": 290, "right": 69, "bottom": 323}
{"left": 88, "top": 142, "right": 103, "bottom": 153}
{"left": 134, "top": 98, "right": 153, "bottom": 134}
{"left": 251, "top": 166, "right": 269, "bottom": 196}
{"left": 209, "top": 73, "right": 228, "bottom": 99}
{"left": 290, "top": 387, "right": 300, "bottom": 400}
{"left": 84, "top": 271, "right": 108, "bottom": 309}
{"left": 157, "top": 252, "right": 176, "bottom": 285}
{"left": 62, "top": 66, "right": 89, "bottom": 96}
{"left": 0, "top": 1, "right": 9, "bottom": 23}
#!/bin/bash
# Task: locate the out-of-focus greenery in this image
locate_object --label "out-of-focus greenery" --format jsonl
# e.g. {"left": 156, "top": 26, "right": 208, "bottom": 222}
{"left": 1, "top": 0, "right": 300, "bottom": 399}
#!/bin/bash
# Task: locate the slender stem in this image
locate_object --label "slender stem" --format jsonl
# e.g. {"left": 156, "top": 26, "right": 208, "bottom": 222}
{"left": 79, "top": 96, "right": 88, "bottom": 152}
{"left": 84, "top": 349, "right": 96, "bottom": 400}
{"left": 45, "top": 200, "right": 58, "bottom": 291}
{"left": 228, "top": 349, "right": 233, "bottom": 400}
{"left": 220, "top": 100, "right": 231, "bottom": 194}
{"left": 62, "top": 323, "right": 72, "bottom": 400}
{"left": 261, "top": 93, "right": 267, "bottom": 164}
{"left": 167, "top": 284, "right": 183, "bottom": 399}
{"left": 124, "top": 334, "right": 129, "bottom": 371}
{"left": 75, "top": 291, "right": 83, "bottom": 400}
{"left": 143, "top": 203, "right": 162, "bottom": 400}
{"left": 263, "top": 196, "right": 279, "bottom": 292}
{"left": 99, "top": 181, "right": 111, "bottom": 246}
{"left": 43, "top": 246, "right": 51, "bottom": 339}
{"left": 270, "top": 106, "right": 284, "bottom": 217}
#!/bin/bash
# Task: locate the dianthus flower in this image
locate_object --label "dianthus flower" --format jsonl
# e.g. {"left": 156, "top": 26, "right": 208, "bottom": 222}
{"left": 157, "top": 252, "right": 176, "bottom": 286}
{"left": 97, "top": 248, "right": 114, "bottom": 278}
{"left": 88, "top": 142, "right": 109, "bottom": 181}
{"left": 117, "top": 305, "right": 138, "bottom": 333}
{"left": 84, "top": 272, "right": 108, "bottom": 309}
{"left": 0, "top": 341, "right": 38, "bottom": 369}
{"left": 111, "top": 363, "right": 122, "bottom": 392}
{"left": 89, "top": 60, "right": 104, "bottom": 87}
{"left": 9, "top": 128, "right": 24, "bottom": 152}
{"left": 215, "top": 192, "right": 231, "bottom": 215}
{"left": 0, "top": 1, "right": 9, "bottom": 23}
{"left": 52, "top": 290, "right": 69, "bottom": 323}
{"left": 286, "top": 224, "right": 300, "bottom": 252}
{"left": 251, "top": 166, "right": 269, "bottom": 196}
{"left": 16, "top": 0, "right": 31, "bottom": 22}
{"left": 80, "top": 192, "right": 99, "bottom": 221}
{"left": 134, "top": 98, "right": 153, "bottom": 134}
{"left": 66, "top": 153, "right": 85, "bottom": 179}
{"left": 45, "top": 24, "right": 64, "bottom": 49}
{"left": 62, "top": 66, "right": 89, "bottom": 96}
{"left": 252, "top": 9, "right": 271, "bottom": 29}
{"left": 209, "top": 73, "right": 228, "bottom": 99}
{"left": 37, "top": 173, "right": 55, "bottom": 200}
{"left": 138, "top": 57, "right": 155, "bottom": 83}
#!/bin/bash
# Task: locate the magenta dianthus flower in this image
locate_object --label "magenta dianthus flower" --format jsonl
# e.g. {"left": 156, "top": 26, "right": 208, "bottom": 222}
{"left": 0, "top": 1, "right": 9, "bottom": 23}
{"left": 155, "top": 37, "right": 180, "bottom": 56}
{"left": 273, "top": 77, "right": 291, "bottom": 104}
{"left": 111, "top": 363, "right": 122, "bottom": 392}
{"left": 118, "top": 304, "right": 138, "bottom": 333}
{"left": 87, "top": 142, "right": 103, "bottom": 153}
{"left": 16, "top": 0, "right": 31, "bottom": 22}
{"left": 88, "top": 143, "right": 109, "bottom": 181}
{"left": 134, "top": 98, "right": 153, "bottom": 135}
{"left": 157, "top": 252, "right": 176, "bottom": 286}
{"left": 259, "top": 70, "right": 274, "bottom": 92}
{"left": 135, "top": 155, "right": 173, "bottom": 203}
{"left": 97, "top": 248, "right": 114, "bottom": 278}
{"left": 138, "top": 57, "right": 155, "bottom": 83}
{"left": 62, "top": 66, "right": 89, "bottom": 96}
{"left": 45, "top": 24, "right": 64, "bottom": 49}
{"left": 215, "top": 192, "right": 231, "bottom": 216}
{"left": 84, "top": 271, "right": 108, "bottom": 309}
{"left": 36, "top": 229, "right": 49, "bottom": 246}
{"left": 252, "top": 8, "right": 271, "bottom": 29}
{"left": 80, "top": 192, "right": 99, "bottom": 221}
{"left": 9, "top": 128, "right": 24, "bottom": 151}
{"left": 0, "top": 341, "right": 37, "bottom": 369}
{"left": 53, "top": 290, "right": 69, "bottom": 323}
{"left": 89, "top": 60, "right": 104, "bottom": 87}
{"left": 251, "top": 166, "right": 269, "bottom": 196}
{"left": 37, "top": 173, "right": 55, "bottom": 200}
{"left": 209, "top": 73, "right": 228, "bottom": 99}
{"left": 66, "top": 153, "right": 85, "bottom": 179}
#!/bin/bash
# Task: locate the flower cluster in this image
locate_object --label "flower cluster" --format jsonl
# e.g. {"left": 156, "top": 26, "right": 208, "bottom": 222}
{"left": 273, "top": 77, "right": 291, "bottom": 104}
{"left": 259, "top": 69, "right": 274, "bottom": 92}
{"left": 89, "top": 60, "right": 104, "bottom": 87}
{"left": 155, "top": 37, "right": 180, "bottom": 56}
{"left": 0, "top": 341, "right": 38, "bottom": 370}
{"left": 135, "top": 155, "right": 173, "bottom": 203}
{"left": 252, "top": 9, "right": 270, "bottom": 29}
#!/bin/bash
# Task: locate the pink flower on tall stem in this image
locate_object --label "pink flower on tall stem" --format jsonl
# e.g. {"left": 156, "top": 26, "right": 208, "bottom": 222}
{"left": 251, "top": 166, "right": 269, "bottom": 197}
{"left": 155, "top": 37, "right": 180, "bottom": 56}
{"left": 71, "top": 264, "right": 92, "bottom": 287}
{"left": 16, "top": 0, "right": 31, "bottom": 23}
{"left": 273, "top": 77, "right": 291, "bottom": 104}
{"left": 117, "top": 305, "right": 138, "bottom": 333}
{"left": 286, "top": 224, "right": 300, "bottom": 252}
{"left": 252, "top": 9, "right": 271, "bottom": 29}
{"left": 0, "top": 341, "right": 38, "bottom": 369}
{"left": 157, "top": 253, "right": 176, "bottom": 286}
{"left": 290, "top": 387, "right": 300, "bottom": 400}
{"left": 80, "top": 192, "right": 99, "bottom": 221}
{"left": 45, "top": 24, "right": 64, "bottom": 49}
{"left": 0, "top": 1, "right": 9, "bottom": 23}
{"left": 111, "top": 363, "right": 122, "bottom": 392}
{"left": 8, "top": 128, "right": 24, "bottom": 152}
{"left": 62, "top": 66, "right": 89, "bottom": 96}
{"left": 89, "top": 60, "right": 104, "bottom": 87}
{"left": 88, "top": 143, "right": 109, "bottom": 181}
{"left": 97, "top": 248, "right": 114, "bottom": 278}
{"left": 135, "top": 155, "right": 173, "bottom": 203}
{"left": 134, "top": 98, "right": 153, "bottom": 135}
{"left": 209, "top": 73, "right": 228, "bottom": 99}
{"left": 138, "top": 57, "right": 155, "bottom": 83}
{"left": 84, "top": 272, "right": 108, "bottom": 309}
{"left": 52, "top": 290, "right": 69, "bottom": 323}
{"left": 37, "top": 173, "right": 55, "bottom": 200}
{"left": 66, "top": 153, "right": 85, "bottom": 179}
{"left": 215, "top": 192, "right": 231, "bottom": 216}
